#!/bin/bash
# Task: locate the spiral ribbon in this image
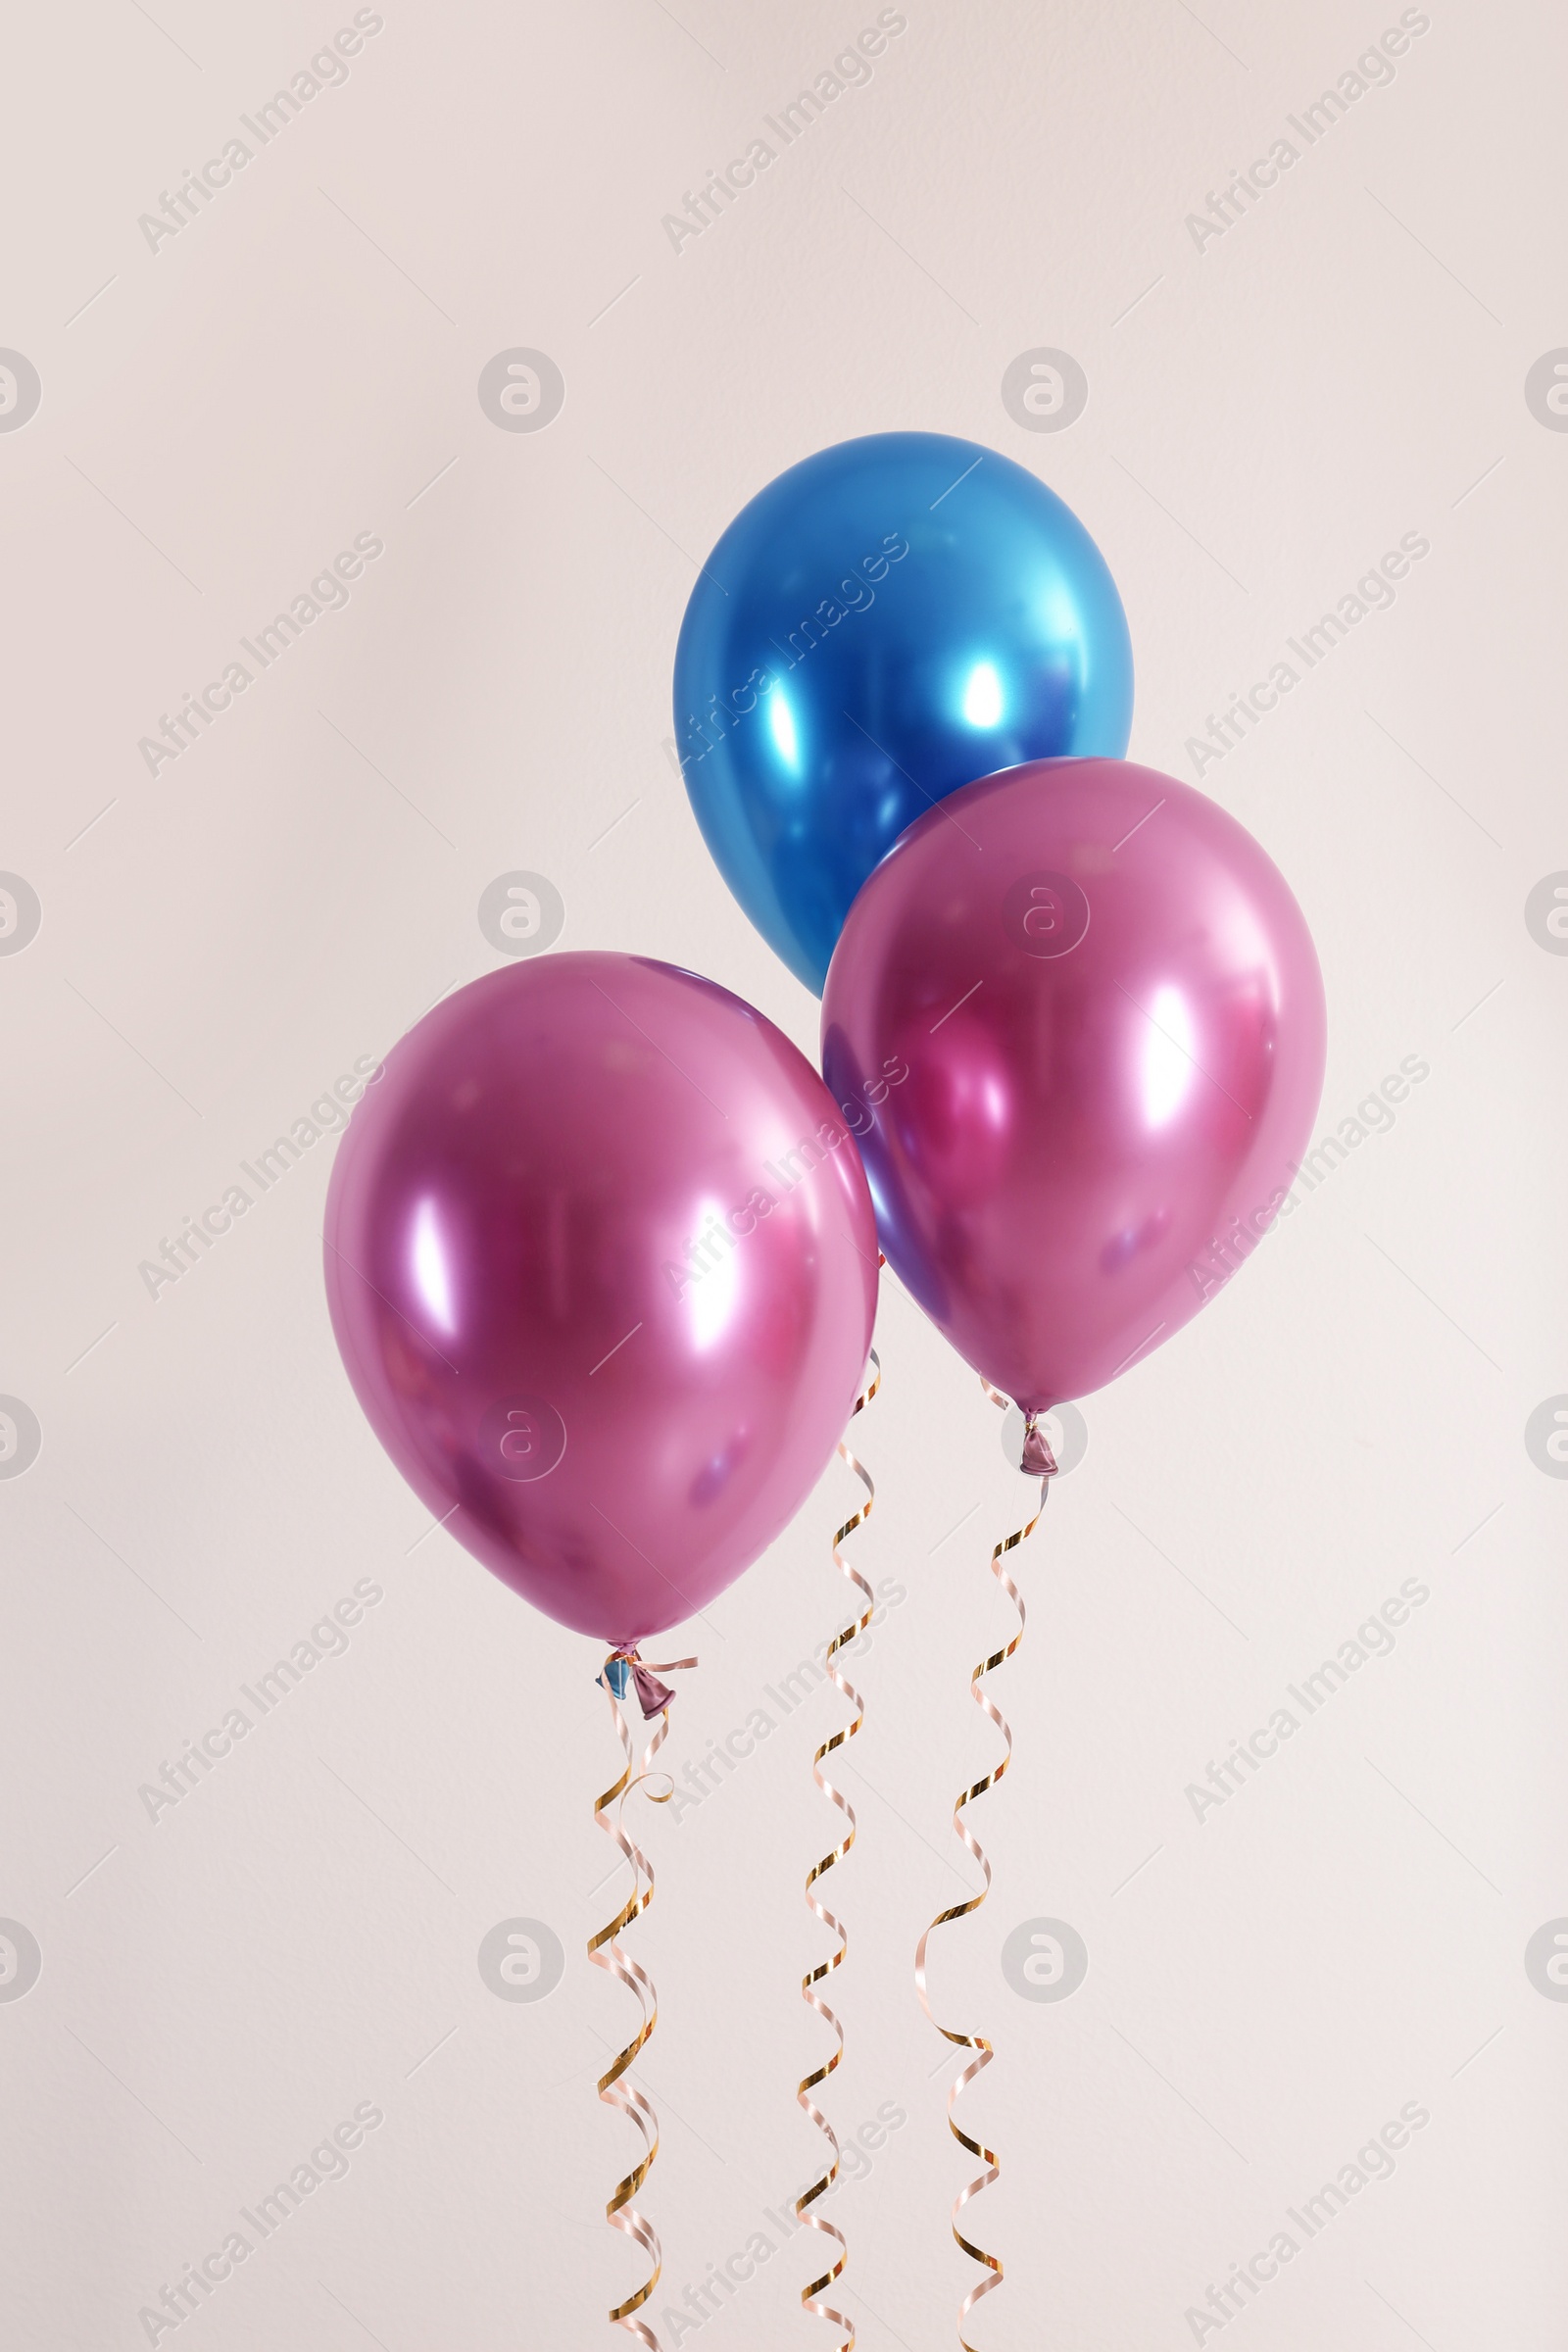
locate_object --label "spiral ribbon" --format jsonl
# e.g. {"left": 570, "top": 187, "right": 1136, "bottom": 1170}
{"left": 913, "top": 1381, "right": 1055, "bottom": 2350}
{"left": 797, "top": 1348, "right": 882, "bottom": 2349}
{"left": 588, "top": 1644, "right": 696, "bottom": 2349}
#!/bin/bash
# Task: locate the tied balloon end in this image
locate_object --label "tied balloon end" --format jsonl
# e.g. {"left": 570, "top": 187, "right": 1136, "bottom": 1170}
{"left": 599, "top": 1646, "right": 692, "bottom": 1719}
{"left": 1020, "top": 1414, "right": 1058, "bottom": 1480}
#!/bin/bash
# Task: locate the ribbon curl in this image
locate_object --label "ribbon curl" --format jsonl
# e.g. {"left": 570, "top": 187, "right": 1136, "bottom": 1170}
{"left": 914, "top": 1381, "right": 1054, "bottom": 2350}
{"left": 797, "top": 1348, "right": 882, "bottom": 2349}
{"left": 588, "top": 1645, "right": 696, "bottom": 2349}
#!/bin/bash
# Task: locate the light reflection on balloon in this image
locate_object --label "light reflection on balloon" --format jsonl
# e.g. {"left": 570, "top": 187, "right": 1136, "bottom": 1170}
{"left": 961, "top": 661, "right": 1004, "bottom": 728}
{"left": 767, "top": 684, "right": 801, "bottom": 773}
{"left": 1140, "top": 984, "right": 1197, "bottom": 1130}
{"left": 411, "top": 1197, "right": 458, "bottom": 1336}
{"left": 688, "top": 1196, "right": 741, "bottom": 1354}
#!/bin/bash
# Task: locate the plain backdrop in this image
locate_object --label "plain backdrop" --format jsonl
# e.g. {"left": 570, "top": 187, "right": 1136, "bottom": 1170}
{"left": 1, "top": 1, "right": 1565, "bottom": 2345}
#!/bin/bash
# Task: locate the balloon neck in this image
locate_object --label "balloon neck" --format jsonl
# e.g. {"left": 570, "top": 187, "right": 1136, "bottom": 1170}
{"left": 1020, "top": 1414, "right": 1059, "bottom": 1479}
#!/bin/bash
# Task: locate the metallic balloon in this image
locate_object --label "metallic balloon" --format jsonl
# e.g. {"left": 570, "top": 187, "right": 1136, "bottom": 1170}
{"left": 674, "top": 432, "right": 1133, "bottom": 996}
{"left": 324, "top": 954, "right": 879, "bottom": 1642}
{"left": 821, "top": 760, "right": 1326, "bottom": 1412}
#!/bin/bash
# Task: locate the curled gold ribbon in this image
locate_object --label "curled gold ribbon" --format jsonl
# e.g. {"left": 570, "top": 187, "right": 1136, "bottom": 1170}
{"left": 913, "top": 1379, "right": 1052, "bottom": 2350}
{"left": 588, "top": 1647, "right": 696, "bottom": 2348}
{"left": 797, "top": 1348, "right": 882, "bottom": 2349}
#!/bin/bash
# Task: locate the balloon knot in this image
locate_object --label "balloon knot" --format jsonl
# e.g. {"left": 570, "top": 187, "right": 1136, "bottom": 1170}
{"left": 1020, "top": 1414, "right": 1059, "bottom": 1479}
{"left": 599, "top": 1646, "right": 681, "bottom": 1716}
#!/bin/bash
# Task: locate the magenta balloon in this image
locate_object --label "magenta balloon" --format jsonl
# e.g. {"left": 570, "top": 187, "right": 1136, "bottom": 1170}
{"left": 821, "top": 760, "right": 1325, "bottom": 1413}
{"left": 324, "top": 954, "right": 878, "bottom": 1642}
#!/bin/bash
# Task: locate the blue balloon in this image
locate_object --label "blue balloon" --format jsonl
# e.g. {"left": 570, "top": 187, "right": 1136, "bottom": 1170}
{"left": 674, "top": 431, "right": 1133, "bottom": 995}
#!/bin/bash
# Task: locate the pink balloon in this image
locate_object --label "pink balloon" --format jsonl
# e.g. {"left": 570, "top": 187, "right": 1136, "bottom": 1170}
{"left": 325, "top": 954, "right": 878, "bottom": 1642}
{"left": 821, "top": 760, "right": 1325, "bottom": 1413}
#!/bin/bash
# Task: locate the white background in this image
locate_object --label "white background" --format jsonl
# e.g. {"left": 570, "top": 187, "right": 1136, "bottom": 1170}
{"left": 2, "top": 1, "right": 1565, "bottom": 2345}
